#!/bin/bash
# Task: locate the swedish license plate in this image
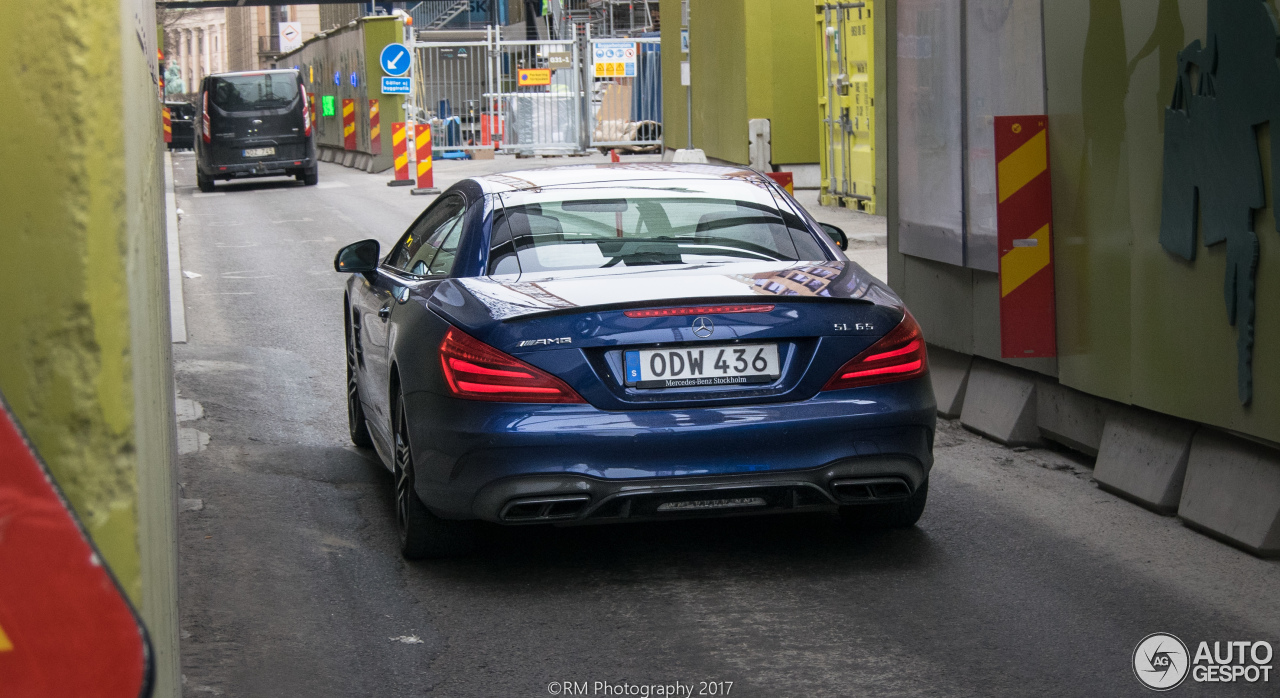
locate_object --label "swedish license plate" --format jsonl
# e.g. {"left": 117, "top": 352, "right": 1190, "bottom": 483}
{"left": 243, "top": 147, "right": 275, "bottom": 157}
{"left": 625, "top": 343, "right": 780, "bottom": 388}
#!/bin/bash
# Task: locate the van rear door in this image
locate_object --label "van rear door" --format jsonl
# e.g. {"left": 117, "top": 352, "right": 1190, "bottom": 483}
{"left": 207, "top": 72, "right": 307, "bottom": 164}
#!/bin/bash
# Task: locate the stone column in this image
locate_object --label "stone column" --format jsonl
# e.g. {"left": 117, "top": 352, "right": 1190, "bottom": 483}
{"left": 186, "top": 29, "right": 196, "bottom": 92}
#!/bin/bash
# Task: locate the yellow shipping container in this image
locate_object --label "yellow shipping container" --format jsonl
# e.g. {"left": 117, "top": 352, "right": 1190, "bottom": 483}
{"left": 816, "top": 1, "right": 876, "bottom": 213}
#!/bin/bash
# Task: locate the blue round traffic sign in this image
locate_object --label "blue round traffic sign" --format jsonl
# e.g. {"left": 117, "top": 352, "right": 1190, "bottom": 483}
{"left": 380, "top": 43, "right": 412, "bottom": 77}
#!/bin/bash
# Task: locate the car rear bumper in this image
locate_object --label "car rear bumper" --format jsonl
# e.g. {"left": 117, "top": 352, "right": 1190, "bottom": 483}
{"left": 205, "top": 157, "right": 315, "bottom": 178}
{"left": 401, "top": 376, "right": 936, "bottom": 522}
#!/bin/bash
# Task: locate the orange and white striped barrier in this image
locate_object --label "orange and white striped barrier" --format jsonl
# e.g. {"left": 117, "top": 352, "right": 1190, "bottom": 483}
{"left": 342, "top": 98, "right": 356, "bottom": 151}
{"left": 162, "top": 105, "right": 172, "bottom": 144}
{"left": 387, "top": 122, "right": 414, "bottom": 187}
{"left": 368, "top": 100, "right": 381, "bottom": 156}
{"left": 411, "top": 123, "right": 439, "bottom": 195}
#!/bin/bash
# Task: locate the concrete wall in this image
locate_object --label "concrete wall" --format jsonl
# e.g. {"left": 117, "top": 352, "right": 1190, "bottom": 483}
{"left": 885, "top": 0, "right": 1280, "bottom": 556}
{"left": 284, "top": 15, "right": 404, "bottom": 173}
{"left": 661, "top": 0, "right": 820, "bottom": 165}
{"left": 0, "top": 0, "right": 180, "bottom": 693}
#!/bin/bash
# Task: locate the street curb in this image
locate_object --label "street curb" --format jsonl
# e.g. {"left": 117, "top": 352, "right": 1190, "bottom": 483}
{"left": 164, "top": 151, "right": 187, "bottom": 344}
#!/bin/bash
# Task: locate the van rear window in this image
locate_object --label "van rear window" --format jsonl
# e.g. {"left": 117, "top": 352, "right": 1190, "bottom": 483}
{"left": 211, "top": 74, "right": 299, "bottom": 112}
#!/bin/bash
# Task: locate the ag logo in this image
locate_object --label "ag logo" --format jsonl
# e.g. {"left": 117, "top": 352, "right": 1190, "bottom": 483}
{"left": 1133, "top": 633, "right": 1190, "bottom": 691}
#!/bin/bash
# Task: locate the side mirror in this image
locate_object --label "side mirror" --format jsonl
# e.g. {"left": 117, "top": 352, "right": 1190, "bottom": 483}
{"left": 820, "top": 223, "right": 848, "bottom": 251}
{"left": 334, "top": 239, "right": 380, "bottom": 273}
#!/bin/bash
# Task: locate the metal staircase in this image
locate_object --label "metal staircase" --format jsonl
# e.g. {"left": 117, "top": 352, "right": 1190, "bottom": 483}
{"left": 408, "top": 0, "right": 471, "bottom": 31}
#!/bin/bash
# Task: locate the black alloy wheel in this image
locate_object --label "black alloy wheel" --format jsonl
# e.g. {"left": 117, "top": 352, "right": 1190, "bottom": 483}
{"left": 345, "top": 314, "right": 372, "bottom": 448}
{"left": 393, "top": 392, "right": 476, "bottom": 559}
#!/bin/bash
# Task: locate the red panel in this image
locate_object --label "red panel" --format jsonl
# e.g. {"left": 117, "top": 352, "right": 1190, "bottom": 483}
{"left": 994, "top": 115, "right": 1057, "bottom": 358}
{"left": 368, "top": 100, "right": 381, "bottom": 156}
{"left": 764, "top": 171, "right": 794, "bottom": 195}
{"left": 415, "top": 123, "right": 433, "bottom": 189}
{"left": 342, "top": 98, "right": 356, "bottom": 151}
{"left": 0, "top": 397, "right": 151, "bottom": 696}
{"left": 391, "top": 122, "right": 409, "bottom": 182}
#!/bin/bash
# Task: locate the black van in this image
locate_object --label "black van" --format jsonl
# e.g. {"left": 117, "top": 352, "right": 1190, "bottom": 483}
{"left": 195, "top": 69, "right": 317, "bottom": 191}
{"left": 164, "top": 101, "right": 196, "bottom": 150}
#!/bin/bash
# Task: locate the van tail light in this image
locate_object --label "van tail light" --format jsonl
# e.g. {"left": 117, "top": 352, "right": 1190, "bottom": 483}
{"left": 201, "top": 91, "right": 211, "bottom": 144}
{"left": 822, "top": 311, "right": 928, "bottom": 391}
{"left": 300, "top": 84, "right": 311, "bottom": 136}
{"left": 439, "top": 328, "right": 585, "bottom": 403}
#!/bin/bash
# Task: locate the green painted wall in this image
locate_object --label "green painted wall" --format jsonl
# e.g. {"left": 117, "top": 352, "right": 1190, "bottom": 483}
{"left": 285, "top": 16, "right": 405, "bottom": 172}
{"left": 887, "top": 0, "right": 1280, "bottom": 445}
{"left": 659, "top": 0, "right": 688, "bottom": 150}
{"left": 1044, "top": 0, "right": 1279, "bottom": 442}
{"left": 0, "top": 0, "right": 180, "bottom": 693}
{"left": 662, "top": 0, "right": 820, "bottom": 165}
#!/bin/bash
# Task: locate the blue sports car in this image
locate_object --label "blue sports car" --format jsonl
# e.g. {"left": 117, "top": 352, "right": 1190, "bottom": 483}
{"left": 335, "top": 164, "right": 935, "bottom": 558}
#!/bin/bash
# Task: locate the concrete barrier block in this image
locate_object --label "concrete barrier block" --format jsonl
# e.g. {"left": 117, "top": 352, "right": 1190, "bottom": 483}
{"left": 1179, "top": 429, "right": 1280, "bottom": 557}
{"left": 959, "top": 357, "right": 1039, "bottom": 446}
{"left": 926, "top": 344, "right": 972, "bottom": 418}
{"left": 1036, "top": 380, "right": 1114, "bottom": 456}
{"left": 1093, "top": 407, "right": 1195, "bottom": 514}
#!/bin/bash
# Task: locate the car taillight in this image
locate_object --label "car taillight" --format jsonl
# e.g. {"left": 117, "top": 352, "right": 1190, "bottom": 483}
{"left": 300, "top": 84, "right": 311, "bottom": 136}
{"left": 201, "top": 92, "right": 211, "bottom": 144}
{"left": 822, "top": 310, "right": 928, "bottom": 391}
{"left": 439, "top": 328, "right": 585, "bottom": 403}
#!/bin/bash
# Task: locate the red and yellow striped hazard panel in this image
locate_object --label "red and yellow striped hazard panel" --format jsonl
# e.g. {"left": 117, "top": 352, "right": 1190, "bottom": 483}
{"left": 994, "top": 116, "right": 1056, "bottom": 358}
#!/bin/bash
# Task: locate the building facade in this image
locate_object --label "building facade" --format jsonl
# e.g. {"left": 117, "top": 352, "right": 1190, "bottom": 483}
{"left": 226, "top": 4, "right": 323, "bottom": 72}
{"left": 165, "top": 8, "right": 228, "bottom": 95}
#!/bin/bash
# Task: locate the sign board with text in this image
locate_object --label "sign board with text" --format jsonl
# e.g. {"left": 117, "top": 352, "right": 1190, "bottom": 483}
{"left": 517, "top": 68, "right": 552, "bottom": 86}
{"left": 381, "top": 76, "right": 410, "bottom": 95}
{"left": 548, "top": 52, "right": 573, "bottom": 70}
{"left": 279, "top": 22, "right": 303, "bottom": 53}
{"left": 593, "top": 41, "right": 637, "bottom": 78}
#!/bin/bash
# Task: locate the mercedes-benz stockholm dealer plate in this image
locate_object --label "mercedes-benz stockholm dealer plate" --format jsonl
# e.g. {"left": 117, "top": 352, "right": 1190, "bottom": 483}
{"left": 625, "top": 343, "right": 781, "bottom": 388}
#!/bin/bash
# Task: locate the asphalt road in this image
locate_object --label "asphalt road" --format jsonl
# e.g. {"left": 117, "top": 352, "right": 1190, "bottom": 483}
{"left": 172, "top": 153, "right": 1280, "bottom": 697}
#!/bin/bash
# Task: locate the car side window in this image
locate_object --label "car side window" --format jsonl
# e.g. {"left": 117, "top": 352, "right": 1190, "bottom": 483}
{"left": 387, "top": 195, "right": 466, "bottom": 274}
{"left": 427, "top": 215, "right": 466, "bottom": 275}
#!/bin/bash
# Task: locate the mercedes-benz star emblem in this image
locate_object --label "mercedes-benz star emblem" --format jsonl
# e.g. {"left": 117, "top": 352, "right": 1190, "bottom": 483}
{"left": 692, "top": 316, "right": 714, "bottom": 338}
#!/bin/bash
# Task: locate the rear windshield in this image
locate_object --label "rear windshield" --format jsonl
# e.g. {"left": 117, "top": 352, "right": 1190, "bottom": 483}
{"left": 490, "top": 183, "right": 827, "bottom": 275}
{"left": 210, "top": 74, "right": 299, "bottom": 112}
{"left": 166, "top": 103, "right": 195, "bottom": 119}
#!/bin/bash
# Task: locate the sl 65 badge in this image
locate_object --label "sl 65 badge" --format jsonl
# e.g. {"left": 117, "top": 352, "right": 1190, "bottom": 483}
{"left": 516, "top": 337, "right": 572, "bottom": 347}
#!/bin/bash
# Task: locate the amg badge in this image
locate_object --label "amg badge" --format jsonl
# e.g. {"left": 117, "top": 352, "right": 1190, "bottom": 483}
{"left": 516, "top": 337, "right": 573, "bottom": 347}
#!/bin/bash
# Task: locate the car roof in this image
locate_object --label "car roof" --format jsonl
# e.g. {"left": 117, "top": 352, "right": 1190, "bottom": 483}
{"left": 209, "top": 69, "right": 299, "bottom": 78}
{"left": 469, "top": 163, "right": 773, "bottom": 194}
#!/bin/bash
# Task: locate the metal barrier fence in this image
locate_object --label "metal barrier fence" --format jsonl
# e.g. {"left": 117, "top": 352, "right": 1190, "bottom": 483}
{"left": 407, "top": 27, "right": 661, "bottom": 156}
{"left": 588, "top": 37, "right": 661, "bottom": 152}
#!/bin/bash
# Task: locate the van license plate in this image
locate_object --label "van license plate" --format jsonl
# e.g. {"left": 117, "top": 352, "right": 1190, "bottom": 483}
{"left": 243, "top": 147, "right": 275, "bottom": 157}
{"left": 625, "top": 343, "right": 780, "bottom": 388}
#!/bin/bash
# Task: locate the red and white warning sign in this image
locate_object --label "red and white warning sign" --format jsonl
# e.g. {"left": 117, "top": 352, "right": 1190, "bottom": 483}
{"left": 279, "top": 21, "right": 303, "bottom": 53}
{"left": 0, "top": 395, "right": 152, "bottom": 696}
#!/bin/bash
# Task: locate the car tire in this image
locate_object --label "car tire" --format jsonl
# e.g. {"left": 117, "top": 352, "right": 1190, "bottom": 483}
{"left": 197, "top": 171, "right": 215, "bottom": 193}
{"left": 301, "top": 169, "right": 318, "bottom": 186}
{"left": 345, "top": 314, "right": 373, "bottom": 448}
{"left": 838, "top": 479, "right": 928, "bottom": 530}
{"left": 393, "top": 392, "right": 476, "bottom": 559}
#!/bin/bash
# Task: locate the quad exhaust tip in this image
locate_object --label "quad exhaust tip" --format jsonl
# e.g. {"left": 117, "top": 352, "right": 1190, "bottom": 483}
{"left": 499, "top": 495, "right": 590, "bottom": 522}
{"left": 829, "top": 477, "right": 912, "bottom": 503}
